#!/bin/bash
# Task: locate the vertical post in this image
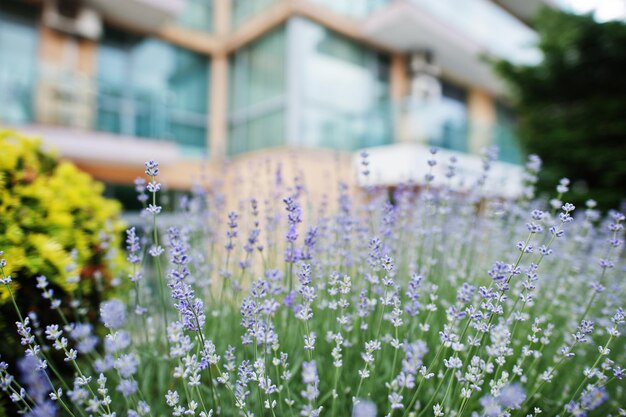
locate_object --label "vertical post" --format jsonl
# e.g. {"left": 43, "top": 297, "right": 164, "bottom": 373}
{"left": 389, "top": 53, "right": 409, "bottom": 143}
{"left": 390, "top": 54, "right": 408, "bottom": 100}
{"left": 75, "top": 37, "right": 97, "bottom": 130}
{"left": 209, "top": 0, "right": 231, "bottom": 160}
{"left": 214, "top": 0, "right": 231, "bottom": 36}
{"left": 209, "top": 54, "right": 228, "bottom": 160}
{"left": 467, "top": 87, "right": 496, "bottom": 154}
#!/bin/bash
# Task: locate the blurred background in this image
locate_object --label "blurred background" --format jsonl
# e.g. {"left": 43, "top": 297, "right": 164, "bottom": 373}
{"left": 1, "top": 0, "right": 624, "bottom": 210}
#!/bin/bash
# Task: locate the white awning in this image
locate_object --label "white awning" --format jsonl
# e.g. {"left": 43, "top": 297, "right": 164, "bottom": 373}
{"left": 354, "top": 143, "right": 525, "bottom": 199}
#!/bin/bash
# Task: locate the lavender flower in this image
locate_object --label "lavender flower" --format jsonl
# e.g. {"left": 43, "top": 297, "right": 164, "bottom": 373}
{"left": 499, "top": 383, "right": 526, "bottom": 409}
{"left": 144, "top": 160, "right": 159, "bottom": 177}
{"left": 166, "top": 227, "right": 206, "bottom": 332}
{"left": 125, "top": 227, "right": 141, "bottom": 265}
{"left": 2, "top": 150, "right": 625, "bottom": 417}
{"left": 100, "top": 299, "right": 126, "bottom": 329}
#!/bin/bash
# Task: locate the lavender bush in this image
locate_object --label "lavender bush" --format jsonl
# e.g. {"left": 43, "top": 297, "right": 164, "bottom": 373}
{"left": 1, "top": 150, "right": 625, "bottom": 417}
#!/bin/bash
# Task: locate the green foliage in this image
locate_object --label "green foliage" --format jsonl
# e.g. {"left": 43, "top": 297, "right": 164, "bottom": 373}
{"left": 0, "top": 128, "right": 126, "bottom": 363}
{"left": 494, "top": 8, "right": 626, "bottom": 209}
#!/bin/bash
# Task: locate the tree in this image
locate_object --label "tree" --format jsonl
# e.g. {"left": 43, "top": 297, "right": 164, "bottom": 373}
{"left": 495, "top": 8, "right": 626, "bottom": 210}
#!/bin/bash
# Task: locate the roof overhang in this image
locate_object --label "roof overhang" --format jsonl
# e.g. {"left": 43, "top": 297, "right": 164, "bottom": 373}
{"left": 491, "top": 0, "right": 556, "bottom": 24}
{"left": 363, "top": 1, "right": 504, "bottom": 94}
{"left": 363, "top": 0, "right": 541, "bottom": 95}
{"left": 84, "top": 0, "right": 185, "bottom": 32}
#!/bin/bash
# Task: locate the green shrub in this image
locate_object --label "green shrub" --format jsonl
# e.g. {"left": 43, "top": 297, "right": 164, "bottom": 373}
{"left": 0, "top": 128, "right": 126, "bottom": 364}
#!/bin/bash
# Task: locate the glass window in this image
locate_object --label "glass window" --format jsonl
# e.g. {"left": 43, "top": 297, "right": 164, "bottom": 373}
{"left": 0, "top": 1, "right": 38, "bottom": 124}
{"left": 494, "top": 101, "right": 523, "bottom": 164}
{"left": 177, "top": 0, "right": 213, "bottom": 32}
{"left": 310, "top": 0, "right": 387, "bottom": 18}
{"left": 295, "top": 18, "right": 391, "bottom": 151}
{"left": 228, "top": 26, "right": 286, "bottom": 155}
{"left": 410, "top": 79, "right": 469, "bottom": 152}
{"left": 232, "top": 0, "right": 279, "bottom": 27}
{"left": 96, "top": 29, "right": 210, "bottom": 153}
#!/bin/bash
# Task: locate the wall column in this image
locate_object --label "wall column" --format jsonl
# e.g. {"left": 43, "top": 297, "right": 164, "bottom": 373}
{"left": 467, "top": 87, "right": 496, "bottom": 154}
{"left": 209, "top": 54, "right": 228, "bottom": 160}
{"left": 214, "top": 0, "right": 231, "bottom": 36}
{"left": 389, "top": 53, "right": 409, "bottom": 143}
{"left": 390, "top": 54, "right": 409, "bottom": 100}
{"left": 208, "top": 0, "right": 231, "bottom": 160}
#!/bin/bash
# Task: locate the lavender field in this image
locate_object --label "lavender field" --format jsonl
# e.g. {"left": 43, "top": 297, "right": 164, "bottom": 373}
{"left": 1, "top": 149, "right": 625, "bottom": 417}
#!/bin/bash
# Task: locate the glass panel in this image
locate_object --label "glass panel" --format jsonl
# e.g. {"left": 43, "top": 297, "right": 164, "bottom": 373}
{"left": 96, "top": 29, "right": 209, "bottom": 152}
{"left": 177, "top": 0, "right": 213, "bottom": 32}
{"left": 228, "top": 26, "right": 286, "bottom": 155}
{"left": 96, "top": 41, "right": 126, "bottom": 134}
{"left": 425, "top": 80, "right": 468, "bottom": 152}
{"left": 296, "top": 18, "right": 391, "bottom": 150}
{"left": 402, "top": 79, "right": 469, "bottom": 152}
{"left": 0, "top": 3, "right": 37, "bottom": 124}
{"left": 494, "top": 101, "right": 523, "bottom": 164}
{"left": 232, "top": 0, "right": 279, "bottom": 27}
{"left": 310, "top": 0, "right": 387, "bottom": 18}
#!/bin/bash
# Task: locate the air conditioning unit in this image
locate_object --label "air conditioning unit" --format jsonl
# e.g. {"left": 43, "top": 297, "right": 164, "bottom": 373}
{"left": 43, "top": 0, "right": 102, "bottom": 40}
{"left": 408, "top": 50, "right": 442, "bottom": 102}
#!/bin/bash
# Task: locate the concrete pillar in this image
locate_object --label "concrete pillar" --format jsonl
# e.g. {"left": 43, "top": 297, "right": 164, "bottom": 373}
{"left": 209, "top": 54, "right": 228, "bottom": 160}
{"left": 207, "top": 1, "right": 231, "bottom": 160}
{"left": 390, "top": 54, "right": 408, "bottom": 100}
{"left": 214, "top": 0, "right": 231, "bottom": 36}
{"left": 467, "top": 87, "right": 496, "bottom": 154}
{"left": 389, "top": 53, "right": 409, "bottom": 143}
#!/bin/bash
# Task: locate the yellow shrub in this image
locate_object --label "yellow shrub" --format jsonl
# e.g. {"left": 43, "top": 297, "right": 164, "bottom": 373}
{"left": 0, "top": 128, "right": 126, "bottom": 304}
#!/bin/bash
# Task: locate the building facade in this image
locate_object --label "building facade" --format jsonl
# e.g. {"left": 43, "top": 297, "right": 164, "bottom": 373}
{"left": 0, "top": 0, "right": 550, "bottom": 204}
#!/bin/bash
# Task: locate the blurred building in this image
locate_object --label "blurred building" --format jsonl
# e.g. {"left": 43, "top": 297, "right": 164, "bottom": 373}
{"left": 0, "top": 0, "right": 550, "bottom": 204}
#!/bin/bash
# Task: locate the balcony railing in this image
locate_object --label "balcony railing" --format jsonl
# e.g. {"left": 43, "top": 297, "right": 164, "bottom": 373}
{"left": 226, "top": 96, "right": 520, "bottom": 161}
{"left": 298, "top": 99, "right": 393, "bottom": 151}
{"left": 36, "top": 66, "right": 95, "bottom": 130}
{"left": 0, "top": 70, "right": 520, "bottom": 162}
{"left": 96, "top": 87, "right": 208, "bottom": 151}
{"left": 0, "top": 69, "right": 208, "bottom": 154}
{"left": 0, "top": 69, "right": 34, "bottom": 125}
